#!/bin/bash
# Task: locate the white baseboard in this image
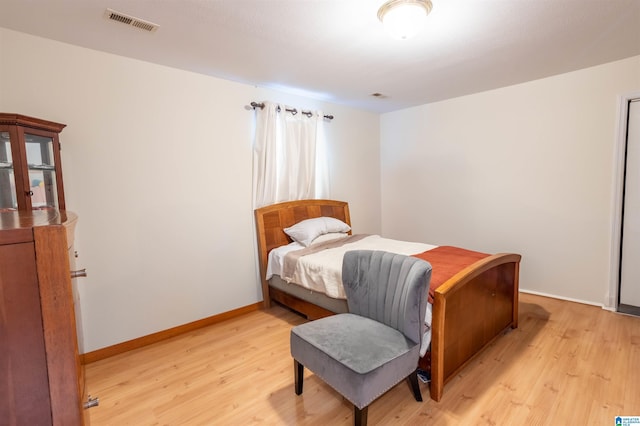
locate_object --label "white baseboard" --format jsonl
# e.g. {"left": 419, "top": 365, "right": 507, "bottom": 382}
{"left": 519, "top": 289, "right": 604, "bottom": 309}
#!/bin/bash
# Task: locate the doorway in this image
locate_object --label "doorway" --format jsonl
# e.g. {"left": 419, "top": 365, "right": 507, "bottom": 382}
{"left": 619, "top": 98, "right": 640, "bottom": 315}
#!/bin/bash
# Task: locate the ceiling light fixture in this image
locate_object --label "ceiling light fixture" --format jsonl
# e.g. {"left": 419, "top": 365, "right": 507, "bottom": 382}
{"left": 377, "top": 0, "right": 433, "bottom": 40}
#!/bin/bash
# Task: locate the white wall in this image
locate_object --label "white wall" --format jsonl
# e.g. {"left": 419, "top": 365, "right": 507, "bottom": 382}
{"left": 4, "top": 23, "right": 637, "bottom": 351}
{"left": 0, "top": 28, "right": 381, "bottom": 352}
{"left": 380, "top": 56, "right": 640, "bottom": 306}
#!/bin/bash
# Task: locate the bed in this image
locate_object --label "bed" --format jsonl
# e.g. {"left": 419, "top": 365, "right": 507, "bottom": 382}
{"left": 254, "top": 199, "right": 521, "bottom": 401}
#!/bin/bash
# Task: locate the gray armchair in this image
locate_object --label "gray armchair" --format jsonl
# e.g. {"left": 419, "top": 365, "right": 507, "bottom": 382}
{"left": 290, "top": 250, "right": 432, "bottom": 426}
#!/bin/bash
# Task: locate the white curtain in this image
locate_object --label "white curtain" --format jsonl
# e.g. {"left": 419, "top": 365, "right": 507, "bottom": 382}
{"left": 252, "top": 101, "right": 329, "bottom": 208}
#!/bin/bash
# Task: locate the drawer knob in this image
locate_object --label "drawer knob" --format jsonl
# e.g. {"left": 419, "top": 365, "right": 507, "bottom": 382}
{"left": 70, "top": 269, "right": 87, "bottom": 278}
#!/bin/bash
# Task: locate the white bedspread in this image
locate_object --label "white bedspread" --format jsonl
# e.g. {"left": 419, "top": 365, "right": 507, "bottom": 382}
{"left": 268, "top": 234, "right": 435, "bottom": 299}
{"left": 266, "top": 234, "right": 437, "bottom": 355}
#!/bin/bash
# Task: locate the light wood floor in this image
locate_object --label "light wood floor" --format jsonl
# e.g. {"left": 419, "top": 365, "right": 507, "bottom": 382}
{"left": 85, "top": 293, "right": 640, "bottom": 425}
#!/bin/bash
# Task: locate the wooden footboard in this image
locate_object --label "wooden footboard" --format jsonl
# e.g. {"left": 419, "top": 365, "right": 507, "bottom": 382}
{"left": 430, "top": 253, "right": 521, "bottom": 401}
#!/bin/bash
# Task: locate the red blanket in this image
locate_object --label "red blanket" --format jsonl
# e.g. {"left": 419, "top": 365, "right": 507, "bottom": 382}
{"left": 413, "top": 246, "right": 490, "bottom": 303}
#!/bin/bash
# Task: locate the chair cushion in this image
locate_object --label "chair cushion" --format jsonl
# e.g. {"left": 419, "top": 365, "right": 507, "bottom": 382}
{"left": 291, "top": 313, "right": 420, "bottom": 409}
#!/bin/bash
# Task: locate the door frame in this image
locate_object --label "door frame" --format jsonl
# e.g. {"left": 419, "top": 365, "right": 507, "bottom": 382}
{"left": 608, "top": 91, "right": 640, "bottom": 311}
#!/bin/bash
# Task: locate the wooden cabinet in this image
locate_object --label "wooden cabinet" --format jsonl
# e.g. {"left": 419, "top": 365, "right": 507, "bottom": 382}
{"left": 0, "top": 113, "right": 66, "bottom": 212}
{"left": 0, "top": 210, "right": 89, "bottom": 425}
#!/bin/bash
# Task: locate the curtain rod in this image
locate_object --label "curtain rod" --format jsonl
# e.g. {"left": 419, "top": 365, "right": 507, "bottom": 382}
{"left": 250, "top": 102, "right": 334, "bottom": 120}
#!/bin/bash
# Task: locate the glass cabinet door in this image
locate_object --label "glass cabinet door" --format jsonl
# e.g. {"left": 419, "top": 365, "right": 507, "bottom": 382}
{"left": 0, "top": 114, "right": 66, "bottom": 211}
{"left": 0, "top": 131, "right": 17, "bottom": 211}
{"left": 25, "top": 133, "right": 59, "bottom": 209}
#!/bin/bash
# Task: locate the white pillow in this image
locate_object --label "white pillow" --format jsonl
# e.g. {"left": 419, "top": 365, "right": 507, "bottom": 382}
{"left": 284, "top": 217, "right": 351, "bottom": 247}
{"left": 310, "top": 232, "right": 350, "bottom": 246}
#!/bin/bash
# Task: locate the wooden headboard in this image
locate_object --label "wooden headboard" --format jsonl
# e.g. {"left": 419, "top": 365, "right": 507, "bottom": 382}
{"left": 254, "top": 199, "right": 350, "bottom": 308}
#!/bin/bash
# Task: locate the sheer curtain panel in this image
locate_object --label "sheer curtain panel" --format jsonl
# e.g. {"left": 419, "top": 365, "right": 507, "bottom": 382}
{"left": 252, "top": 102, "right": 329, "bottom": 208}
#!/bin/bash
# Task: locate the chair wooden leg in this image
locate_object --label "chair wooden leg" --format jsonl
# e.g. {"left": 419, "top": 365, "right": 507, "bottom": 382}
{"left": 408, "top": 369, "right": 423, "bottom": 402}
{"left": 294, "top": 360, "right": 304, "bottom": 395}
{"left": 354, "top": 405, "right": 368, "bottom": 426}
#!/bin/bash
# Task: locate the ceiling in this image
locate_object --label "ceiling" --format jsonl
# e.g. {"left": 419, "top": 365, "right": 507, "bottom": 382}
{"left": 0, "top": 0, "right": 639, "bottom": 113}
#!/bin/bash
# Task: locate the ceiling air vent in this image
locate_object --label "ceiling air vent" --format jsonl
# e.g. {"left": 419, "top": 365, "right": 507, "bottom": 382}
{"left": 104, "top": 8, "right": 159, "bottom": 32}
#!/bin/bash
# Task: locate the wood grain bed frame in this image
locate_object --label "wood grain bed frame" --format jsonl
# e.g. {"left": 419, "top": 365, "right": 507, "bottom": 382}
{"left": 254, "top": 199, "right": 521, "bottom": 402}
